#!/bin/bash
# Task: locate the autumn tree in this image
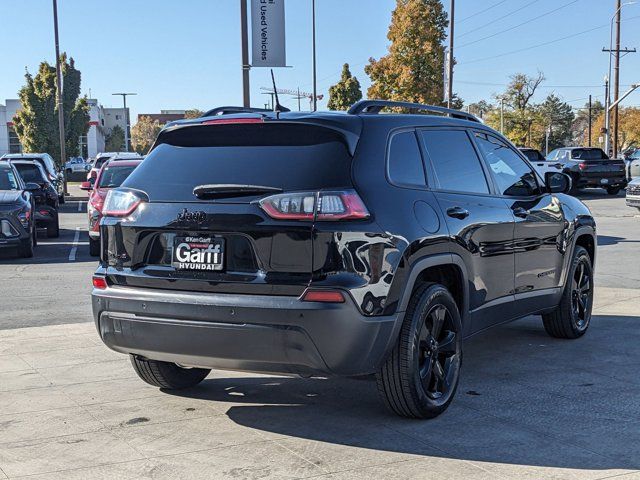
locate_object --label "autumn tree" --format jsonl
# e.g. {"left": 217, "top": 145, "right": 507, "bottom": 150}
{"left": 590, "top": 107, "right": 640, "bottom": 152}
{"left": 184, "top": 109, "right": 204, "bottom": 119}
{"left": 131, "top": 116, "right": 162, "bottom": 154}
{"left": 13, "top": 54, "right": 89, "bottom": 165}
{"left": 365, "top": 0, "right": 452, "bottom": 105}
{"left": 327, "top": 64, "right": 363, "bottom": 111}
{"left": 104, "top": 125, "right": 125, "bottom": 151}
{"left": 571, "top": 100, "right": 605, "bottom": 146}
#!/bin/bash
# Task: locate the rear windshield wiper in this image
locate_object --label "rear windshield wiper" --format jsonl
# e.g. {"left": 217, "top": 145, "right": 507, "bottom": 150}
{"left": 193, "top": 184, "right": 283, "bottom": 199}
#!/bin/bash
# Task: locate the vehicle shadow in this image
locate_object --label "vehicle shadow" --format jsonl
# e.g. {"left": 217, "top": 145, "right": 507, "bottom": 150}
{"left": 575, "top": 189, "right": 624, "bottom": 200}
{"left": 596, "top": 235, "right": 640, "bottom": 246}
{"left": 0, "top": 228, "right": 91, "bottom": 264}
{"left": 168, "top": 314, "right": 640, "bottom": 472}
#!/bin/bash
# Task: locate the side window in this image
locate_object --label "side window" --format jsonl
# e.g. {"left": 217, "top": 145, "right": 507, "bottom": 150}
{"left": 547, "top": 150, "right": 558, "bottom": 161}
{"left": 420, "top": 130, "right": 489, "bottom": 194}
{"left": 474, "top": 133, "right": 541, "bottom": 197}
{"left": 387, "top": 130, "right": 426, "bottom": 188}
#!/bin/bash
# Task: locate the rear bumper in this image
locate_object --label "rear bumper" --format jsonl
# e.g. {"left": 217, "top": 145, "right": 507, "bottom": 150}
{"left": 575, "top": 175, "right": 627, "bottom": 188}
{"left": 92, "top": 285, "right": 400, "bottom": 377}
{"left": 626, "top": 194, "right": 640, "bottom": 208}
{"left": 0, "top": 216, "right": 30, "bottom": 247}
{"left": 34, "top": 206, "right": 57, "bottom": 225}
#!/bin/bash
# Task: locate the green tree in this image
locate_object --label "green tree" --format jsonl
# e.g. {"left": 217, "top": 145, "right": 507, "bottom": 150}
{"left": 104, "top": 125, "right": 125, "bottom": 151}
{"left": 538, "top": 94, "right": 574, "bottom": 151}
{"left": 13, "top": 54, "right": 89, "bottom": 166}
{"left": 571, "top": 100, "right": 604, "bottom": 146}
{"left": 131, "top": 116, "right": 162, "bottom": 154}
{"left": 365, "top": 0, "right": 453, "bottom": 105}
{"left": 327, "top": 64, "right": 363, "bottom": 111}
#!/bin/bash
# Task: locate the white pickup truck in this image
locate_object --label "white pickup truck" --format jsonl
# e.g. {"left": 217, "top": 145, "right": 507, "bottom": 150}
{"left": 519, "top": 147, "right": 563, "bottom": 177}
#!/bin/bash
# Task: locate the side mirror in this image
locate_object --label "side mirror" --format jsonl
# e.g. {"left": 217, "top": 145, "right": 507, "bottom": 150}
{"left": 80, "top": 181, "right": 93, "bottom": 191}
{"left": 24, "top": 182, "right": 41, "bottom": 192}
{"left": 545, "top": 172, "right": 572, "bottom": 194}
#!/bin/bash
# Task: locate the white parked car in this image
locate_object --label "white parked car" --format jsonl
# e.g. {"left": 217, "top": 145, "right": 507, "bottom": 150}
{"left": 87, "top": 152, "right": 142, "bottom": 182}
{"left": 64, "top": 157, "right": 91, "bottom": 174}
{"left": 518, "top": 148, "right": 563, "bottom": 176}
{"left": 626, "top": 149, "right": 640, "bottom": 181}
{"left": 626, "top": 177, "right": 640, "bottom": 212}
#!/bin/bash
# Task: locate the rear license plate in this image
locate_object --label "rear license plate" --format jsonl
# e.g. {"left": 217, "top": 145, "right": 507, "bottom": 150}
{"left": 172, "top": 236, "right": 224, "bottom": 271}
{"left": 601, "top": 178, "right": 609, "bottom": 184}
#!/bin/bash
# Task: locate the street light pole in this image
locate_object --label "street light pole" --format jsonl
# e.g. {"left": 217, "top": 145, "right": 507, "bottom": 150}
{"left": 112, "top": 93, "right": 136, "bottom": 152}
{"left": 604, "top": 77, "right": 610, "bottom": 154}
{"left": 311, "top": 0, "right": 317, "bottom": 111}
{"left": 240, "top": 0, "right": 251, "bottom": 108}
{"left": 52, "top": 0, "right": 67, "bottom": 195}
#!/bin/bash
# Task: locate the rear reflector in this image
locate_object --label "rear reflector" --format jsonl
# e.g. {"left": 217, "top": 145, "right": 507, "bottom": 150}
{"left": 301, "top": 289, "right": 345, "bottom": 303}
{"left": 202, "top": 118, "right": 264, "bottom": 125}
{"left": 92, "top": 276, "right": 107, "bottom": 289}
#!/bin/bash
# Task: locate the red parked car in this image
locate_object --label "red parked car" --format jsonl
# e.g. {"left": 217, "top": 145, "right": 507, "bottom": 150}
{"left": 82, "top": 159, "right": 143, "bottom": 256}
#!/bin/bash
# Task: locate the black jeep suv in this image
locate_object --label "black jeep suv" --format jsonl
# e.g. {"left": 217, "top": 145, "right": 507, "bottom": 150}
{"left": 92, "top": 100, "right": 596, "bottom": 419}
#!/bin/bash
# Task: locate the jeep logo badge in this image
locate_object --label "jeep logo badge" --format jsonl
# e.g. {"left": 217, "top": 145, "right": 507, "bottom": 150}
{"left": 177, "top": 208, "right": 207, "bottom": 223}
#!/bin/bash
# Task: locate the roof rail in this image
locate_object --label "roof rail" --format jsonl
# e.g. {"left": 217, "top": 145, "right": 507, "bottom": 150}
{"left": 347, "top": 100, "right": 480, "bottom": 123}
{"left": 202, "top": 106, "right": 274, "bottom": 117}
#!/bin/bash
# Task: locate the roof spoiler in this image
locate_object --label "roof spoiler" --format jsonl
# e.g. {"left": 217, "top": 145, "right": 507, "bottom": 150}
{"left": 348, "top": 100, "right": 480, "bottom": 123}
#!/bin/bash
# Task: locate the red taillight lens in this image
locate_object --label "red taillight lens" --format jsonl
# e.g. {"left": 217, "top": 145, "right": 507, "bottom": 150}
{"left": 102, "top": 189, "right": 145, "bottom": 217}
{"left": 301, "top": 289, "right": 345, "bottom": 303}
{"left": 92, "top": 276, "right": 107, "bottom": 289}
{"left": 259, "top": 190, "right": 369, "bottom": 221}
{"left": 578, "top": 162, "right": 587, "bottom": 170}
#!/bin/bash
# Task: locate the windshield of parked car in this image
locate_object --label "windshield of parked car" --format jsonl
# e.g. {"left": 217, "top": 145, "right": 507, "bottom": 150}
{"left": 571, "top": 148, "right": 608, "bottom": 160}
{"left": 521, "top": 149, "right": 545, "bottom": 161}
{"left": 98, "top": 165, "right": 138, "bottom": 188}
{"left": 14, "top": 163, "right": 45, "bottom": 184}
{"left": 0, "top": 167, "right": 19, "bottom": 190}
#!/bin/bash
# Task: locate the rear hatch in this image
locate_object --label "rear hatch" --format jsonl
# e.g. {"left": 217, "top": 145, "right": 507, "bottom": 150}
{"left": 101, "top": 120, "right": 358, "bottom": 296}
{"left": 571, "top": 148, "right": 626, "bottom": 177}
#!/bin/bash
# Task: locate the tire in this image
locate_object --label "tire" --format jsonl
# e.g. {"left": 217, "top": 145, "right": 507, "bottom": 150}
{"left": 542, "top": 246, "right": 593, "bottom": 339}
{"left": 65, "top": 169, "right": 72, "bottom": 176}
{"left": 18, "top": 226, "right": 34, "bottom": 258}
{"left": 46, "top": 214, "right": 60, "bottom": 238}
{"left": 59, "top": 194, "right": 65, "bottom": 205}
{"left": 606, "top": 186, "right": 621, "bottom": 195}
{"left": 130, "top": 356, "right": 210, "bottom": 389}
{"left": 376, "top": 283, "right": 463, "bottom": 419}
{"left": 89, "top": 237, "right": 100, "bottom": 257}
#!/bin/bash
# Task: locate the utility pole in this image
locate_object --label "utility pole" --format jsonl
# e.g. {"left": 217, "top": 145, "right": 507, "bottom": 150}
{"left": 545, "top": 125, "right": 551, "bottom": 155}
{"left": 311, "top": 0, "right": 317, "bottom": 111}
{"left": 604, "top": 77, "right": 611, "bottom": 154}
{"left": 588, "top": 94, "right": 592, "bottom": 147}
{"left": 52, "top": 0, "right": 67, "bottom": 195}
{"left": 112, "top": 93, "right": 136, "bottom": 152}
{"left": 500, "top": 98, "right": 505, "bottom": 133}
{"left": 240, "top": 0, "right": 250, "bottom": 108}
{"left": 613, "top": 0, "right": 622, "bottom": 157}
{"left": 447, "top": 0, "right": 455, "bottom": 109}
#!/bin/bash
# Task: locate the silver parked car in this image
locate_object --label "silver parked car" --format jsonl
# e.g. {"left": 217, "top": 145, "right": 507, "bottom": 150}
{"left": 626, "top": 177, "right": 640, "bottom": 212}
{"left": 626, "top": 149, "right": 640, "bottom": 181}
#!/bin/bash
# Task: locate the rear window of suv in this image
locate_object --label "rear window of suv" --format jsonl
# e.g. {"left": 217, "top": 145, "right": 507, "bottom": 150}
{"left": 571, "top": 148, "right": 608, "bottom": 160}
{"left": 123, "top": 123, "right": 353, "bottom": 202}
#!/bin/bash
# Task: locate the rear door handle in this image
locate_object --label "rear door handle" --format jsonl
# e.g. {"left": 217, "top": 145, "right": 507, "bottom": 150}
{"left": 446, "top": 206, "right": 470, "bottom": 219}
{"left": 513, "top": 207, "right": 529, "bottom": 218}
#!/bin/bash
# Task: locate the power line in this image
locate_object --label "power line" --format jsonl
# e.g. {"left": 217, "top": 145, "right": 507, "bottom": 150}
{"left": 457, "top": 0, "right": 581, "bottom": 49}
{"left": 458, "top": 0, "right": 542, "bottom": 39}
{"left": 458, "top": 0, "right": 508, "bottom": 24}
{"left": 459, "top": 14, "right": 640, "bottom": 65}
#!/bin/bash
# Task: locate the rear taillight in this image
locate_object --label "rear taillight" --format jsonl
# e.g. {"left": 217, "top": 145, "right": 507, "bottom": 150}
{"left": 301, "top": 289, "right": 345, "bottom": 303}
{"left": 259, "top": 189, "right": 369, "bottom": 221}
{"left": 578, "top": 163, "right": 587, "bottom": 170}
{"left": 92, "top": 276, "right": 107, "bottom": 289}
{"left": 102, "top": 189, "right": 146, "bottom": 217}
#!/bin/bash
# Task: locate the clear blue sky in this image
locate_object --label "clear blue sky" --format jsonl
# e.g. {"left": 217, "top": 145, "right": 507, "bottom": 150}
{"left": 1, "top": 0, "right": 639, "bottom": 120}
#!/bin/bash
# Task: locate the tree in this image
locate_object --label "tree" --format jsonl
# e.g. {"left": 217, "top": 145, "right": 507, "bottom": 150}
{"left": 104, "top": 125, "right": 125, "bottom": 151}
{"left": 590, "top": 107, "right": 640, "bottom": 152}
{"left": 13, "top": 54, "right": 89, "bottom": 165}
{"left": 538, "top": 94, "right": 574, "bottom": 151}
{"left": 468, "top": 100, "right": 493, "bottom": 119}
{"left": 365, "top": 0, "right": 453, "bottom": 106}
{"left": 184, "top": 109, "right": 204, "bottom": 119}
{"left": 571, "top": 100, "right": 604, "bottom": 146}
{"left": 131, "top": 116, "right": 162, "bottom": 154}
{"left": 327, "top": 64, "right": 363, "bottom": 111}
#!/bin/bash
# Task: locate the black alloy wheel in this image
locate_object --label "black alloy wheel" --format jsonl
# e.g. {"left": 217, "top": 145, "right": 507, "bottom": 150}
{"left": 418, "top": 304, "right": 460, "bottom": 403}
{"left": 570, "top": 256, "right": 592, "bottom": 331}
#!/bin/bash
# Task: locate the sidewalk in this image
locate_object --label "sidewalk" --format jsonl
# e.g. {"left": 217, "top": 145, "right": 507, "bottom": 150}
{"left": 0, "top": 288, "right": 639, "bottom": 479}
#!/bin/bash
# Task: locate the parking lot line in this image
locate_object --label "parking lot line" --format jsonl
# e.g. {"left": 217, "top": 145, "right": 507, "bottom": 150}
{"left": 68, "top": 227, "right": 81, "bottom": 262}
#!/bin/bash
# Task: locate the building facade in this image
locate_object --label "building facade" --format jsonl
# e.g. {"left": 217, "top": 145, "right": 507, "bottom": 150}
{"left": 1, "top": 98, "right": 128, "bottom": 160}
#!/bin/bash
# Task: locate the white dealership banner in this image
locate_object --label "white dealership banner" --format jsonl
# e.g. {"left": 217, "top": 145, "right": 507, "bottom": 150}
{"left": 251, "top": 0, "right": 286, "bottom": 67}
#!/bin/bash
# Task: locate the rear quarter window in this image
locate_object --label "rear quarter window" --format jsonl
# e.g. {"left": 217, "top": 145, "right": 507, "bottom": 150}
{"left": 387, "top": 130, "right": 426, "bottom": 188}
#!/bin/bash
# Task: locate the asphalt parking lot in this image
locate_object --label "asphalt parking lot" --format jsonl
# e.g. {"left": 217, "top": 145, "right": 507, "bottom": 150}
{"left": 0, "top": 189, "right": 639, "bottom": 479}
